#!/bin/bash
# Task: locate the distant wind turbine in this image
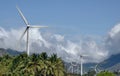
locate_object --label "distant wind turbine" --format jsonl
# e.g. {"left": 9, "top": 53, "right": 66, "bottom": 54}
{"left": 16, "top": 6, "right": 48, "bottom": 56}
{"left": 68, "top": 62, "right": 77, "bottom": 74}
{"left": 94, "top": 63, "right": 103, "bottom": 76}
{"left": 89, "top": 65, "right": 99, "bottom": 76}
{"left": 80, "top": 54, "right": 88, "bottom": 76}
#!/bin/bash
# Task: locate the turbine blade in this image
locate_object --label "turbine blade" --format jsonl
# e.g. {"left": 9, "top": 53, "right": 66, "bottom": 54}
{"left": 80, "top": 54, "right": 89, "bottom": 57}
{"left": 83, "top": 55, "right": 89, "bottom": 57}
{"left": 30, "top": 25, "right": 48, "bottom": 28}
{"left": 16, "top": 6, "right": 29, "bottom": 25}
{"left": 20, "top": 28, "right": 28, "bottom": 40}
{"left": 16, "top": 28, "right": 28, "bottom": 51}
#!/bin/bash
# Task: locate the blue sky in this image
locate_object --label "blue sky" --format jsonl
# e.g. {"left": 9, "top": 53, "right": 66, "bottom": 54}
{"left": 0, "top": 0, "right": 120, "bottom": 36}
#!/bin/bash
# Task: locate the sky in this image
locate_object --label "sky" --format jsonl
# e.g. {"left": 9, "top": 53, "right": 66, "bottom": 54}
{"left": 1, "top": 0, "right": 120, "bottom": 35}
{"left": 1, "top": 0, "right": 120, "bottom": 63}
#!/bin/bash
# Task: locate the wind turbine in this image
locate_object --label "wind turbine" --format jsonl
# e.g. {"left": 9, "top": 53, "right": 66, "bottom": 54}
{"left": 80, "top": 54, "right": 88, "bottom": 76}
{"left": 68, "top": 62, "right": 77, "bottom": 74}
{"left": 89, "top": 65, "right": 99, "bottom": 76}
{"left": 94, "top": 64, "right": 99, "bottom": 76}
{"left": 72, "top": 62, "right": 80, "bottom": 74}
{"left": 16, "top": 6, "right": 48, "bottom": 56}
{"left": 94, "top": 63, "right": 103, "bottom": 76}
{"left": 95, "top": 64, "right": 99, "bottom": 73}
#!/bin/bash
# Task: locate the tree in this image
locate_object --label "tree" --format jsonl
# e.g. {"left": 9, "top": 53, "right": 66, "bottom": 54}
{"left": 0, "top": 54, "right": 13, "bottom": 75}
{"left": 0, "top": 52, "right": 66, "bottom": 76}
{"left": 25, "top": 53, "right": 42, "bottom": 76}
{"left": 97, "top": 71, "right": 115, "bottom": 76}
{"left": 49, "top": 54, "right": 65, "bottom": 76}
{"left": 9, "top": 53, "right": 29, "bottom": 75}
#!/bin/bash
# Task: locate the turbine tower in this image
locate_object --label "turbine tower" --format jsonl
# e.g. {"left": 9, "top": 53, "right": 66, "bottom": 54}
{"left": 16, "top": 6, "right": 48, "bottom": 56}
{"left": 80, "top": 54, "right": 88, "bottom": 76}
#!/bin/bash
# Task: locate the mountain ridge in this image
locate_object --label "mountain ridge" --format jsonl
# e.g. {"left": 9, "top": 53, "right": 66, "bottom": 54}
{"left": 0, "top": 48, "right": 22, "bottom": 56}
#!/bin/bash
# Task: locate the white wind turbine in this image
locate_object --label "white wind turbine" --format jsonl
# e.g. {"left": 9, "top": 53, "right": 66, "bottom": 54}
{"left": 94, "top": 64, "right": 99, "bottom": 76}
{"left": 72, "top": 62, "right": 79, "bottom": 74}
{"left": 68, "top": 62, "right": 77, "bottom": 74}
{"left": 80, "top": 54, "right": 88, "bottom": 76}
{"left": 94, "top": 63, "right": 103, "bottom": 76}
{"left": 89, "top": 65, "right": 99, "bottom": 76}
{"left": 16, "top": 6, "right": 48, "bottom": 56}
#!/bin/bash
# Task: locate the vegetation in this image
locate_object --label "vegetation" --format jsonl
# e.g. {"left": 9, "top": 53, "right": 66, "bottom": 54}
{"left": 97, "top": 71, "right": 115, "bottom": 76}
{"left": 82, "top": 70, "right": 115, "bottom": 76}
{"left": 83, "top": 70, "right": 96, "bottom": 76}
{"left": 113, "top": 70, "right": 120, "bottom": 75}
{"left": 0, "top": 52, "right": 117, "bottom": 76}
{"left": 0, "top": 52, "right": 65, "bottom": 76}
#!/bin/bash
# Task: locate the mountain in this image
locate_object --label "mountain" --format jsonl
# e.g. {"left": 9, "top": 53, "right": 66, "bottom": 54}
{"left": 99, "top": 53, "right": 120, "bottom": 71}
{"left": 0, "top": 48, "right": 22, "bottom": 56}
{"left": 65, "top": 53, "right": 120, "bottom": 73}
{"left": 106, "top": 63, "right": 120, "bottom": 72}
{"left": 0, "top": 48, "right": 7, "bottom": 56}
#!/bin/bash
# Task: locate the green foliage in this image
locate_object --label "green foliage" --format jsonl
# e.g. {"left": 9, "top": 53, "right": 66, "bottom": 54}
{"left": 97, "top": 71, "right": 115, "bottom": 76}
{"left": 0, "top": 52, "right": 65, "bottom": 76}
{"left": 83, "top": 70, "right": 96, "bottom": 76}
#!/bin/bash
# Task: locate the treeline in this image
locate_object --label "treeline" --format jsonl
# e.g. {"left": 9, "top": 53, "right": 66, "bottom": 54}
{"left": 0, "top": 52, "right": 117, "bottom": 76}
{"left": 0, "top": 52, "right": 65, "bottom": 76}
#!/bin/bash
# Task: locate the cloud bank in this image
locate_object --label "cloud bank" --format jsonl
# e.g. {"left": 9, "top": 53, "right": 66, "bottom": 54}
{"left": 0, "top": 24, "right": 120, "bottom": 63}
{"left": 105, "top": 24, "right": 120, "bottom": 55}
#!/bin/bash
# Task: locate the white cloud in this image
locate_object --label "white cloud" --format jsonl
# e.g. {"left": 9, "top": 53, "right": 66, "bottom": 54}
{"left": 109, "top": 24, "right": 120, "bottom": 38}
{"left": 52, "top": 34, "right": 64, "bottom": 42}
{"left": 105, "top": 23, "right": 120, "bottom": 55}
{"left": 1, "top": 23, "right": 120, "bottom": 63}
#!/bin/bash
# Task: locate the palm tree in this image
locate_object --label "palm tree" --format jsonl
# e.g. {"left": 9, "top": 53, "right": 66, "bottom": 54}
{"left": 38, "top": 52, "right": 52, "bottom": 76}
{"left": 0, "top": 54, "right": 13, "bottom": 73}
{"left": 1, "top": 54, "right": 13, "bottom": 66}
{"left": 10, "top": 53, "right": 29, "bottom": 74}
{"left": 24, "top": 54, "right": 42, "bottom": 76}
{"left": 39, "top": 52, "right": 48, "bottom": 60}
{"left": 0, "top": 54, "right": 13, "bottom": 75}
{"left": 0, "top": 52, "right": 66, "bottom": 76}
{"left": 49, "top": 54, "right": 65, "bottom": 76}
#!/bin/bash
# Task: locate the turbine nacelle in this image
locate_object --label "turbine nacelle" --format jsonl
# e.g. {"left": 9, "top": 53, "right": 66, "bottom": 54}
{"left": 80, "top": 54, "right": 89, "bottom": 58}
{"left": 27, "top": 25, "right": 30, "bottom": 27}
